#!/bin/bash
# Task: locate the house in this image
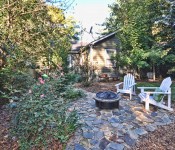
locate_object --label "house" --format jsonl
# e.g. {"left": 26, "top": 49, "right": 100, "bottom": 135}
{"left": 68, "top": 42, "right": 87, "bottom": 73}
{"left": 69, "top": 32, "right": 120, "bottom": 79}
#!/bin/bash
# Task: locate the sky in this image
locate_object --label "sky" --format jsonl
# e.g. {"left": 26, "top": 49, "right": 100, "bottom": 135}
{"left": 69, "top": 0, "right": 115, "bottom": 42}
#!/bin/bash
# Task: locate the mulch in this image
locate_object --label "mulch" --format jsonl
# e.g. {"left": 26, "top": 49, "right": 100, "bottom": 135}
{"left": 130, "top": 123, "right": 175, "bottom": 150}
{"left": 0, "top": 107, "right": 19, "bottom": 150}
{"left": 1, "top": 81, "right": 175, "bottom": 149}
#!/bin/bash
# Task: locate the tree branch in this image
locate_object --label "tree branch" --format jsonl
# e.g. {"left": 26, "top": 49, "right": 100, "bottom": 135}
{"left": 0, "top": 1, "right": 17, "bottom": 11}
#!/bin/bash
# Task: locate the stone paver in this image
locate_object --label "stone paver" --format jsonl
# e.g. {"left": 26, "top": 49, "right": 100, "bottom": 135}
{"left": 66, "top": 91, "right": 174, "bottom": 150}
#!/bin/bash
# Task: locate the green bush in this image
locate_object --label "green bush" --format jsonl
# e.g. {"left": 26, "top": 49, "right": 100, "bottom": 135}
{"left": 64, "top": 87, "right": 84, "bottom": 100}
{"left": 0, "top": 68, "right": 35, "bottom": 106}
{"left": 0, "top": 68, "right": 35, "bottom": 93}
{"left": 0, "top": 68, "right": 13, "bottom": 92}
{"left": 65, "top": 73, "right": 82, "bottom": 83}
{"left": 12, "top": 72, "right": 35, "bottom": 91}
{"left": 10, "top": 76, "right": 84, "bottom": 149}
{"left": 53, "top": 107, "right": 79, "bottom": 143}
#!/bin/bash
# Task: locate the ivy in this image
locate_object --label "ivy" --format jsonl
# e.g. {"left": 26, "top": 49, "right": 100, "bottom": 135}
{"left": 10, "top": 75, "right": 84, "bottom": 149}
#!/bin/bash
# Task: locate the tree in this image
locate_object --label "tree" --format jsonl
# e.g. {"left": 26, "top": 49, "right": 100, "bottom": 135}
{"left": 153, "top": 1, "right": 175, "bottom": 75}
{"left": 0, "top": 0, "right": 76, "bottom": 71}
{"left": 146, "top": 46, "right": 167, "bottom": 80}
{"left": 105, "top": 0, "right": 171, "bottom": 79}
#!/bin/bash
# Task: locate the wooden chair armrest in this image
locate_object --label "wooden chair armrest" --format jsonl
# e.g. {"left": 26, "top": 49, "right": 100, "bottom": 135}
{"left": 129, "top": 83, "right": 137, "bottom": 88}
{"left": 138, "top": 87, "right": 158, "bottom": 93}
{"left": 137, "top": 87, "right": 158, "bottom": 90}
{"left": 144, "top": 91, "right": 169, "bottom": 95}
{"left": 115, "top": 82, "right": 123, "bottom": 87}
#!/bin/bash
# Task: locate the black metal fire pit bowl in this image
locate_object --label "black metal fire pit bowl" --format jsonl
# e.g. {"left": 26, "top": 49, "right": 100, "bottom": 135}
{"left": 94, "top": 91, "right": 121, "bottom": 109}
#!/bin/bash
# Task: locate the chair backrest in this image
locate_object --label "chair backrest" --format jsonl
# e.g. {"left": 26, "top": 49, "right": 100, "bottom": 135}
{"left": 123, "top": 73, "right": 135, "bottom": 90}
{"left": 160, "top": 77, "right": 172, "bottom": 92}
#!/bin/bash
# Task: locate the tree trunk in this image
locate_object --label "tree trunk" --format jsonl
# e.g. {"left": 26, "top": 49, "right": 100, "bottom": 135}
{"left": 153, "top": 63, "right": 156, "bottom": 81}
{"left": 138, "top": 68, "right": 141, "bottom": 80}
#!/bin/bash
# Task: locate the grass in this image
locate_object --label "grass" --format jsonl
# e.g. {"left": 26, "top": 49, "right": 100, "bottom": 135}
{"left": 136, "top": 81, "right": 175, "bottom": 101}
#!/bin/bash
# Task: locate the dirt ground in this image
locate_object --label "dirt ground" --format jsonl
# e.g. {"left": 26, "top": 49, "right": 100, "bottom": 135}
{"left": 76, "top": 81, "right": 175, "bottom": 150}
{"left": 0, "top": 107, "right": 19, "bottom": 150}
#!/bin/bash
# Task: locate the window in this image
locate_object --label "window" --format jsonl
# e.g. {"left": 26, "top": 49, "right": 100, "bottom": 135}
{"left": 105, "top": 49, "right": 116, "bottom": 67}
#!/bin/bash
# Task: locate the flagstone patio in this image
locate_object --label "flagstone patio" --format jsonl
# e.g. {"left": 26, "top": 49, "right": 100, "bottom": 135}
{"left": 66, "top": 91, "right": 175, "bottom": 150}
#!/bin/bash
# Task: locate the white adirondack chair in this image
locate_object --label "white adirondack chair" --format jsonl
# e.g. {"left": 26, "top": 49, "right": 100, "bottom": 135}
{"left": 115, "top": 74, "right": 136, "bottom": 100}
{"left": 138, "top": 77, "right": 173, "bottom": 111}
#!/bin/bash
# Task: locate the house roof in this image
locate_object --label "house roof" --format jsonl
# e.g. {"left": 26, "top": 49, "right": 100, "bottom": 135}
{"left": 89, "top": 31, "right": 117, "bottom": 45}
{"left": 70, "top": 31, "right": 117, "bottom": 53}
{"left": 70, "top": 42, "right": 88, "bottom": 54}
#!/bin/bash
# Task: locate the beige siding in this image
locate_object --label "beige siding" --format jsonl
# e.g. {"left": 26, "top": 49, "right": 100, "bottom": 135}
{"left": 92, "top": 47, "right": 105, "bottom": 66}
{"left": 90, "top": 36, "right": 119, "bottom": 73}
{"left": 94, "top": 36, "right": 119, "bottom": 50}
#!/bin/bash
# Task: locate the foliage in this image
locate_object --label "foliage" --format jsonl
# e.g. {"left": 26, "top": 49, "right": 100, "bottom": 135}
{"left": 0, "top": 68, "right": 35, "bottom": 99}
{"left": 63, "top": 87, "right": 84, "bottom": 100}
{"left": 10, "top": 75, "right": 84, "bottom": 149}
{"left": 79, "top": 51, "right": 97, "bottom": 86}
{"left": 112, "top": 51, "right": 130, "bottom": 68}
{"left": 53, "top": 108, "right": 79, "bottom": 143}
{"left": 105, "top": 0, "right": 175, "bottom": 78}
{"left": 0, "top": 0, "right": 76, "bottom": 71}
{"left": 64, "top": 73, "right": 82, "bottom": 84}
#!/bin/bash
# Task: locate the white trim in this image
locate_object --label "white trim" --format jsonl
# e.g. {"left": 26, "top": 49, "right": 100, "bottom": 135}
{"left": 90, "top": 32, "right": 117, "bottom": 45}
{"left": 90, "top": 45, "right": 93, "bottom": 62}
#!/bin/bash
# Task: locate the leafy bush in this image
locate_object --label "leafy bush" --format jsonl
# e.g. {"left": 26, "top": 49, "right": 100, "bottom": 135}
{"left": 0, "top": 68, "right": 35, "bottom": 106}
{"left": 0, "top": 68, "right": 35, "bottom": 93}
{"left": 65, "top": 73, "right": 82, "bottom": 83}
{"left": 10, "top": 76, "right": 84, "bottom": 149}
{"left": 0, "top": 68, "right": 13, "bottom": 92}
{"left": 63, "top": 87, "right": 84, "bottom": 100}
{"left": 53, "top": 108, "right": 78, "bottom": 143}
{"left": 11, "top": 97, "right": 78, "bottom": 149}
{"left": 12, "top": 72, "right": 35, "bottom": 91}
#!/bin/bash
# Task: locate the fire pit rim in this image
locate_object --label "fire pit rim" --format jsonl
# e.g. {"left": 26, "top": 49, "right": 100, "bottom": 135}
{"left": 96, "top": 91, "right": 119, "bottom": 100}
{"left": 94, "top": 97, "right": 121, "bottom": 102}
{"left": 94, "top": 91, "right": 121, "bottom": 109}
{"left": 95, "top": 91, "right": 120, "bottom": 101}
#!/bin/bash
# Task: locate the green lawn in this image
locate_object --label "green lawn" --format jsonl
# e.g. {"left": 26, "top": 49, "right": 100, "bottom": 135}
{"left": 136, "top": 82, "right": 175, "bottom": 101}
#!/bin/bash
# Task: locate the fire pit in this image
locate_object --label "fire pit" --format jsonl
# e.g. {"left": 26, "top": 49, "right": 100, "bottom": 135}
{"left": 94, "top": 91, "right": 121, "bottom": 109}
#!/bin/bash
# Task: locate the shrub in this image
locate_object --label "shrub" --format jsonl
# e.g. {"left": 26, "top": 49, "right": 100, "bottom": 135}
{"left": 10, "top": 76, "right": 84, "bottom": 149}
{"left": 0, "top": 68, "right": 35, "bottom": 106}
{"left": 63, "top": 87, "right": 84, "bottom": 100}
{"left": 0, "top": 68, "right": 35, "bottom": 93}
{"left": 65, "top": 73, "right": 82, "bottom": 83}
{"left": 11, "top": 96, "right": 78, "bottom": 149}
{"left": 12, "top": 72, "right": 35, "bottom": 91}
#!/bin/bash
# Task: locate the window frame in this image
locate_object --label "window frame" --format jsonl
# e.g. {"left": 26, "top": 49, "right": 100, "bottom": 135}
{"left": 105, "top": 49, "right": 116, "bottom": 68}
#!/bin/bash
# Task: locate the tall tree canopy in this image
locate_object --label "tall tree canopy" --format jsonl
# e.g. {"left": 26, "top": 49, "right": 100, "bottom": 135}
{"left": 0, "top": 0, "right": 76, "bottom": 70}
{"left": 105, "top": 0, "right": 175, "bottom": 78}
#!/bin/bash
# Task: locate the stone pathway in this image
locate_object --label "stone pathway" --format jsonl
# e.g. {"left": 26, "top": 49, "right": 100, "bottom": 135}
{"left": 66, "top": 91, "right": 175, "bottom": 150}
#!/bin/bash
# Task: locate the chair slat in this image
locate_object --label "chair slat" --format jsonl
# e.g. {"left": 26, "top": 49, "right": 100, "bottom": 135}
{"left": 116, "top": 73, "right": 136, "bottom": 100}
{"left": 138, "top": 77, "right": 173, "bottom": 111}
